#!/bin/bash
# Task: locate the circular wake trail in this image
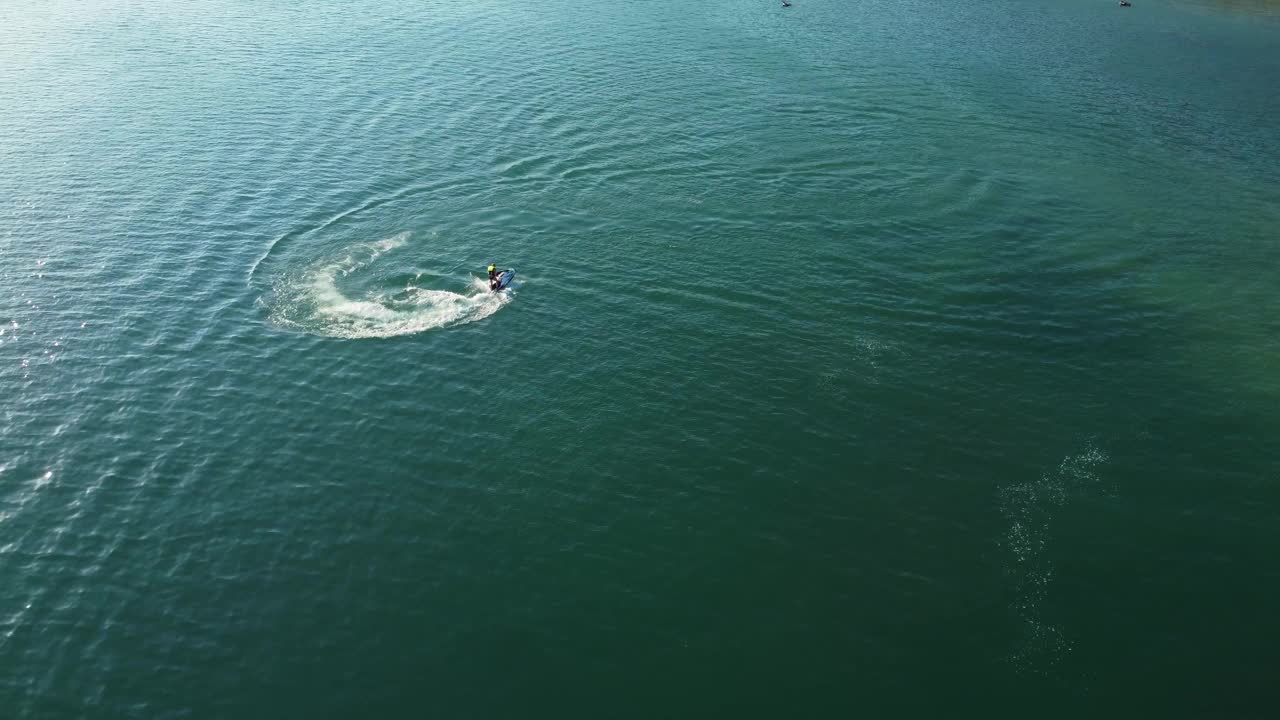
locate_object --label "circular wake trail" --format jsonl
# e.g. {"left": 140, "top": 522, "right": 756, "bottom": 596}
{"left": 267, "top": 232, "right": 510, "bottom": 338}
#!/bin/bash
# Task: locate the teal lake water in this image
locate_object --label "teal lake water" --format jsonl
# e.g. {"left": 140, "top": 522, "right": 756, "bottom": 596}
{"left": 3, "top": 0, "right": 1280, "bottom": 716}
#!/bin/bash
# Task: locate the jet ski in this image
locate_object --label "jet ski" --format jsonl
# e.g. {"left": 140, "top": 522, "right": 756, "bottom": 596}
{"left": 491, "top": 268, "right": 515, "bottom": 292}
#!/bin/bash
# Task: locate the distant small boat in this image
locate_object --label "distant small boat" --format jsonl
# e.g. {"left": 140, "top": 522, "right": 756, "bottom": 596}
{"left": 1119, "top": 1, "right": 1131, "bottom": 5}
{"left": 782, "top": 1, "right": 792, "bottom": 6}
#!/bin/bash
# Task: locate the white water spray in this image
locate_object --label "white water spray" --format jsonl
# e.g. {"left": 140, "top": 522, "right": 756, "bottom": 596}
{"left": 268, "top": 232, "right": 511, "bottom": 338}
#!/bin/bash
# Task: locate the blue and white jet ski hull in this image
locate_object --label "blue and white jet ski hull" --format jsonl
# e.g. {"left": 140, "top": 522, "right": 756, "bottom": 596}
{"left": 493, "top": 269, "right": 515, "bottom": 291}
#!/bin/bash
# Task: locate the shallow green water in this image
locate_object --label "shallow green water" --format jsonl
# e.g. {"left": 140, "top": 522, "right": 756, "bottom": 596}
{"left": 3, "top": 0, "right": 1279, "bottom": 717}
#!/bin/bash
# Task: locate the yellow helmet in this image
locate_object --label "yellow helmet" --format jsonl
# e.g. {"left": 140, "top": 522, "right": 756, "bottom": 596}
{"left": 487, "top": 264, "right": 495, "bottom": 272}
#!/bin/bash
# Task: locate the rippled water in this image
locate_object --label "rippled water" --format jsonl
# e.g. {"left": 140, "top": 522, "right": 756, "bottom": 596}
{"left": 3, "top": 0, "right": 1279, "bottom": 717}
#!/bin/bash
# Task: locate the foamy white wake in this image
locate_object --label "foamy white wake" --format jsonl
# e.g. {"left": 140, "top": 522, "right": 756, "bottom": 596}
{"left": 268, "top": 232, "right": 510, "bottom": 338}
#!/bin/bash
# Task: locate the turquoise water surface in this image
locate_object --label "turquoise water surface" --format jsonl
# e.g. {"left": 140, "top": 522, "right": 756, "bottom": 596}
{"left": 3, "top": 0, "right": 1279, "bottom": 717}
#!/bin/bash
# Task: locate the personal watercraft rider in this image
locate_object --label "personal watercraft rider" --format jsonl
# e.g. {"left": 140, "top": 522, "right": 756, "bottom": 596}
{"left": 487, "top": 263, "right": 499, "bottom": 290}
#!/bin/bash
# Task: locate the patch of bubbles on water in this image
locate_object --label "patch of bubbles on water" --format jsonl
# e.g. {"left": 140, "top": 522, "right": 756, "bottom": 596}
{"left": 999, "top": 442, "right": 1108, "bottom": 675}
{"left": 816, "top": 335, "right": 901, "bottom": 399}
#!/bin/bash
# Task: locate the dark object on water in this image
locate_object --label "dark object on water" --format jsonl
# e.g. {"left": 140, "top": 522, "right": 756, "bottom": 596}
{"left": 1119, "top": 1, "right": 1131, "bottom": 5}
{"left": 782, "top": 1, "right": 792, "bottom": 6}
